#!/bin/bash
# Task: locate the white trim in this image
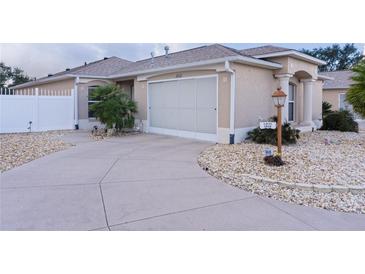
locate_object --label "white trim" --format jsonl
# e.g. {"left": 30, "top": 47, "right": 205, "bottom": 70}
{"left": 338, "top": 92, "right": 346, "bottom": 110}
{"left": 146, "top": 74, "right": 218, "bottom": 142}
{"left": 148, "top": 127, "right": 216, "bottom": 142}
{"left": 317, "top": 75, "right": 334, "bottom": 81}
{"left": 234, "top": 127, "right": 256, "bottom": 143}
{"left": 11, "top": 74, "right": 111, "bottom": 89}
{"left": 275, "top": 73, "right": 294, "bottom": 79}
{"left": 301, "top": 78, "right": 316, "bottom": 83}
{"left": 225, "top": 61, "right": 236, "bottom": 141}
{"left": 253, "top": 50, "right": 326, "bottom": 65}
{"left": 147, "top": 74, "right": 218, "bottom": 84}
{"left": 111, "top": 56, "right": 282, "bottom": 80}
{"left": 74, "top": 77, "right": 79, "bottom": 127}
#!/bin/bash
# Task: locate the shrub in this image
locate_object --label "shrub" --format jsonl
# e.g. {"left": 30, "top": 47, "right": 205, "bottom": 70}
{"left": 321, "top": 110, "right": 358, "bottom": 132}
{"left": 89, "top": 84, "right": 137, "bottom": 130}
{"left": 322, "top": 101, "right": 333, "bottom": 118}
{"left": 264, "top": 155, "right": 284, "bottom": 166}
{"left": 246, "top": 116, "right": 300, "bottom": 145}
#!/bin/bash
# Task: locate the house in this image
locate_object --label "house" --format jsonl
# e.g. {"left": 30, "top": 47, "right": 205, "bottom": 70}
{"left": 321, "top": 70, "right": 364, "bottom": 122}
{"left": 12, "top": 44, "right": 328, "bottom": 143}
{"left": 321, "top": 70, "right": 357, "bottom": 111}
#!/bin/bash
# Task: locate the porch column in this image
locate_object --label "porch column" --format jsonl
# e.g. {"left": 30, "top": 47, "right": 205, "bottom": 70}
{"left": 302, "top": 79, "right": 315, "bottom": 126}
{"left": 275, "top": 74, "right": 292, "bottom": 123}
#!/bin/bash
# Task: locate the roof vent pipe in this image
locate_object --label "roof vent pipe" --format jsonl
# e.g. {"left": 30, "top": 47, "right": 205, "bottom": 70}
{"left": 164, "top": 46, "right": 170, "bottom": 57}
{"left": 151, "top": 52, "right": 155, "bottom": 63}
{"left": 104, "top": 57, "right": 108, "bottom": 60}
{"left": 84, "top": 62, "right": 87, "bottom": 66}
{"left": 65, "top": 68, "right": 70, "bottom": 71}
{"left": 48, "top": 74, "right": 53, "bottom": 77}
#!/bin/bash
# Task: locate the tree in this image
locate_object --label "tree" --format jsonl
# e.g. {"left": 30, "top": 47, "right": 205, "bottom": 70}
{"left": 301, "top": 44, "right": 362, "bottom": 72}
{"left": 9, "top": 67, "right": 31, "bottom": 87}
{"left": 0, "top": 62, "right": 31, "bottom": 87}
{"left": 89, "top": 84, "right": 137, "bottom": 130}
{"left": 346, "top": 60, "right": 365, "bottom": 117}
{"left": 0, "top": 62, "right": 12, "bottom": 87}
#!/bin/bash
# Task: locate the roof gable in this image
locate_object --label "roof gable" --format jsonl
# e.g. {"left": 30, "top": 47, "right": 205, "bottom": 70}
{"left": 239, "top": 45, "right": 292, "bottom": 56}
{"left": 321, "top": 70, "right": 354, "bottom": 89}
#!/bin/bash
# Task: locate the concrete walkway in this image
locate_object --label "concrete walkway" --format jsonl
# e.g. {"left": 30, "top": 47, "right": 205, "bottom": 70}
{"left": 1, "top": 132, "right": 364, "bottom": 230}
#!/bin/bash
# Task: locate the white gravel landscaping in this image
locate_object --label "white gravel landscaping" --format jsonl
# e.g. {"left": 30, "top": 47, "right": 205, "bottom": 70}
{"left": 198, "top": 130, "right": 365, "bottom": 214}
{"left": 0, "top": 131, "right": 72, "bottom": 172}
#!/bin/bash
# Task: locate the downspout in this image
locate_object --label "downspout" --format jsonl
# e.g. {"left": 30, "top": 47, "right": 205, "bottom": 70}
{"left": 74, "top": 76, "right": 79, "bottom": 129}
{"left": 225, "top": 60, "right": 236, "bottom": 144}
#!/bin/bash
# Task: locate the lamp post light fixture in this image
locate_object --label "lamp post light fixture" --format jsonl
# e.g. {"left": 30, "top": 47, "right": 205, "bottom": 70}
{"left": 272, "top": 88, "right": 287, "bottom": 156}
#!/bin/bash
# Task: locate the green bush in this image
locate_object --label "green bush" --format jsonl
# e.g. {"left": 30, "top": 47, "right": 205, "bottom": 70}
{"left": 89, "top": 84, "right": 137, "bottom": 130}
{"left": 264, "top": 155, "right": 284, "bottom": 166}
{"left": 322, "top": 101, "right": 333, "bottom": 118}
{"left": 321, "top": 110, "right": 358, "bottom": 132}
{"left": 246, "top": 116, "right": 300, "bottom": 145}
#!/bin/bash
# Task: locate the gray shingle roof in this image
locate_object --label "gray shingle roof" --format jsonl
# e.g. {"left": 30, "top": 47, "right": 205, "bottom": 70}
{"left": 239, "top": 45, "right": 292, "bottom": 56}
{"left": 109, "top": 44, "right": 263, "bottom": 76}
{"left": 41, "top": 56, "right": 132, "bottom": 80}
{"left": 321, "top": 70, "right": 354, "bottom": 89}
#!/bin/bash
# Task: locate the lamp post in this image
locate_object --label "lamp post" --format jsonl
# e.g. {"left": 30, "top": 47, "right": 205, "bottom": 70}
{"left": 272, "top": 88, "right": 287, "bottom": 156}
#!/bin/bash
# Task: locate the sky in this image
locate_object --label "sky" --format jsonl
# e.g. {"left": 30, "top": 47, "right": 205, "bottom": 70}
{"left": 0, "top": 43, "right": 364, "bottom": 78}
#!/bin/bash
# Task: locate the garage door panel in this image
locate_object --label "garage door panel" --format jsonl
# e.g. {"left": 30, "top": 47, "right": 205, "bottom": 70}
{"left": 178, "top": 108, "right": 196, "bottom": 132}
{"left": 178, "top": 79, "right": 196, "bottom": 109}
{"left": 196, "top": 78, "right": 216, "bottom": 108}
{"left": 150, "top": 108, "right": 179, "bottom": 129}
{"left": 149, "top": 81, "right": 178, "bottom": 108}
{"left": 197, "top": 109, "right": 216, "bottom": 134}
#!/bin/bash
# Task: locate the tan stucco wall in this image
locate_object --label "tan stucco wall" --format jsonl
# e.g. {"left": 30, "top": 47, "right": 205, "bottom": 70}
{"left": 134, "top": 80, "right": 147, "bottom": 120}
{"left": 270, "top": 56, "right": 318, "bottom": 79}
{"left": 218, "top": 72, "right": 231, "bottom": 128}
{"left": 16, "top": 78, "right": 75, "bottom": 93}
{"left": 232, "top": 63, "right": 277, "bottom": 128}
{"left": 323, "top": 89, "right": 347, "bottom": 111}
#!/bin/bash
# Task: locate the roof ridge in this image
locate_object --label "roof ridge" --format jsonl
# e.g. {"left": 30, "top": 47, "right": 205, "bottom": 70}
{"left": 134, "top": 44, "right": 210, "bottom": 63}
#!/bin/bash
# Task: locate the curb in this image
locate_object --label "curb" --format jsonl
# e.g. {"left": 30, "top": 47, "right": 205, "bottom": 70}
{"left": 241, "top": 173, "right": 365, "bottom": 194}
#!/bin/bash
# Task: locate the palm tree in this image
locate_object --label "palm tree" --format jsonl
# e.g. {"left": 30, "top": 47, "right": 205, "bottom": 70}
{"left": 347, "top": 60, "right": 365, "bottom": 117}
{"left": 89, "top": 84, "right": 137, "bottom": 130}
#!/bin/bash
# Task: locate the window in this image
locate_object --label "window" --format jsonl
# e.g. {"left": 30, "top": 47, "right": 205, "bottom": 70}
{"left": 339, "top": 93, "right": 351, "bottom": 111}
{"left": 288, "top": 83, "right": 296, "bottom": 122}
{"left": 88, "top": 86, "right": 100, "bottom": 118}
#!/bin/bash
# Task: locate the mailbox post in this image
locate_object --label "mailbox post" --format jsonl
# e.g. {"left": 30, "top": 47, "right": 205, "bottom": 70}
{"left": 272, "top": 88, "right": 287, "bottom": 156}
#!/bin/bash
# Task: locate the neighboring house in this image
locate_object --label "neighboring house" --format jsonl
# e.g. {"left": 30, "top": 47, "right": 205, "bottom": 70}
{"left": 321, "top": 70, "right": 354, "bottom": 111}
{"left": 12, "top": 44, "right": 328, "bottom": 143}
{"left": 321, "top": 70, "right": 364, "bottom": 120}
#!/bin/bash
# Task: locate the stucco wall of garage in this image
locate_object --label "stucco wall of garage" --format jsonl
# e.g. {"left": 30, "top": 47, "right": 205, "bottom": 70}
{"left": 323, "top": 88, "right": 347, "bottom": 111}
{"left": 232, "top": 63, "right": 277, "bottom": 128}
{"left": 133, "top": 66, "right": 230, "bottom": 129}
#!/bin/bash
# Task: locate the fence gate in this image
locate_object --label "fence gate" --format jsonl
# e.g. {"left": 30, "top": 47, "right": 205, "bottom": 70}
{"left": 0, "top": 87, "right": 75, "bottom": 133}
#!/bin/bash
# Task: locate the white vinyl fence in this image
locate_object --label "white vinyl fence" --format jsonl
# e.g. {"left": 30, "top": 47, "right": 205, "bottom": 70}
{"left": 0, "top": 87, "right": 75, "bottom": 133}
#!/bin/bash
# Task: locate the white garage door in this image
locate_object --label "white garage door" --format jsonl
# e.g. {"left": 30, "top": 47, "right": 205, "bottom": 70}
{"left": 148, "top": 76, "right": 217, "bottom": 141}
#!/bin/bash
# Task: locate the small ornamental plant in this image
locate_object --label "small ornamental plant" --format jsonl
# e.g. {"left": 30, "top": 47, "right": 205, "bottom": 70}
{"left": 263, "top": 153, "right": 285, "bottom": 166}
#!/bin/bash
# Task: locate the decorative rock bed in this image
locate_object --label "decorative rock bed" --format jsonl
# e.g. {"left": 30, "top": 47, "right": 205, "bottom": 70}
{"left": 198, "top": 131, "right": 365, "bottom": 214}
{"left": 0, "top": 131, "right": 72, "bottom": 172}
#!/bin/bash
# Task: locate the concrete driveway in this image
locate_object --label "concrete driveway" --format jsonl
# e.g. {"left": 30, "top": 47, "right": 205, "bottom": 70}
{"left": 1, "top": 132, "right": 364, "bottom": 230}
